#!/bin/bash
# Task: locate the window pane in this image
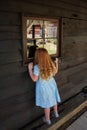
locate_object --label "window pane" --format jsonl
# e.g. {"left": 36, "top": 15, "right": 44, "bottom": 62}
{"left": 27, "top": 39, "right": 44, "bottom": 59}
{"left": 27, "top": 39, "right": 38, "bottom": 58}
{"left": 36, "top": 39, "right": 45, "bottom": 47}
{"left": 44, "top": 21, "right": 58, "bottom": 38}
{"left": 23, "top": 17, "right": 59, "bottom": 63}
{"left": 27, "top": 19, "right": 43, "bottom": 39}
{"left": 27, "top": 38, "right": 57, "bottom": 59}
{"left": 44, "top": 38, "right": 57, "bottom": 55}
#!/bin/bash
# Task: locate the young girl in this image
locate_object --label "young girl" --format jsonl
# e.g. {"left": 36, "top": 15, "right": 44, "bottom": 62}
{"left": 28, "top": 48, "right": 61, "bottom": 125}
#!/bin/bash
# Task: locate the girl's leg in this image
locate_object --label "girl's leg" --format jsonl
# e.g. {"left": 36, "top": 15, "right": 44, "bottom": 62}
{"left": 44, "top": 108, "right": 50, "bottom": 120}
{"left": 43, "top": 108, "right": 51, "bottom": 125}
{"left": 53, "top": 104, "right": 59, "bottom": 118}
{"left": 53, "top": 104, "right": 58, "bottom": 113}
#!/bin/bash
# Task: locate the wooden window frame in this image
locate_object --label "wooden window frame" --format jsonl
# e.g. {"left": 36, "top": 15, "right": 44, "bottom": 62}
{"left": 22, "top": 14, "right": 62, "bottom": 65}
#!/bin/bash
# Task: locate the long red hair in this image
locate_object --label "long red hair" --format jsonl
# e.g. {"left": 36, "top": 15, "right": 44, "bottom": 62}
{"left": 34, "top": 48, "right": 56, "bottom": 80}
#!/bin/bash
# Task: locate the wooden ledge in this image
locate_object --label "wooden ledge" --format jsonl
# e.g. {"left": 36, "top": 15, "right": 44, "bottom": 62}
{"left": 47, "top": 100, "right": 87, "bottom": 130}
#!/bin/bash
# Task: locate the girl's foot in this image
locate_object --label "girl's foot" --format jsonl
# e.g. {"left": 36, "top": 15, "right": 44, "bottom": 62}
{"left": 42, "top": 117, "right": 51, "bottom": 125}
{"left": 52, "top": 112, "right": 59, "bottom": 118}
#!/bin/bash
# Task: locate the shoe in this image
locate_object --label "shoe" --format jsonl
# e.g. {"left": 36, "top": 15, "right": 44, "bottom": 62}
{"left": 52, "top": 112, "right": 59, "bottom": 118}
{"left": 42, "top": 117, "right": 51, "bottom": 125}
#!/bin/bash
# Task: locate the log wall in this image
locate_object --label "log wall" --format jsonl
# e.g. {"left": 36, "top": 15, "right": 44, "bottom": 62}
{"left": 0, "top": 0, "right": 87, "bottom": 129}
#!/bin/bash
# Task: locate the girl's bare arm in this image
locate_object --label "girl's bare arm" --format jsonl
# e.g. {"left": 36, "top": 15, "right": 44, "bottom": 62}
{"left": 54, "top": 58, "right": 58, "bottom": 74}
{"left": 28, "top": 63, "right": 38, "bottom": 82}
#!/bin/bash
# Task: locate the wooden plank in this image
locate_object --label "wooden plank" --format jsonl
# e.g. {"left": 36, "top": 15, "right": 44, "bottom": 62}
{"left": 68, "top": 70, "right": 87, "bottom": 85}
{"left": 56, "top": 62, "right": 87, "bottom": 102}
{"left": 0, "top": 72, "right": 37, "bottom": 127}
{"left": 70, "top": 123, "right": 83, "bottom": 130}
{"left": 20, "top": 93, "right": 87, "bottom": 130}
{"left": 0, "top": 32, "right": 21, "bottom": 40}
{"left": 83, "top": 111, "right": 87, "bottom": 117}
{"left": 0, "top": 0, "right": 87, "bottom": 20}
{"left": 47, "top": 101, "right": 87, "bottom": 130}
{"left": 59, "top": 0, "right": 87, "bottom": 6}
{"left": 0, "top": 26, "right": 20, "bottom": 33}
{"left": 12, "top": 0, "right": 87, "bottom": 14}
{"left": 0, "top": 83, "right": 34, "bottom": 101}
{"left": 78, "top": 114, "right": 87, "bottom": 127}
{"left": 0, "top": 12, "right": 21, "bottom": 25}
{"left": 65, "top": 112, "right": 87, "bottom": 130}
{"left": 0, "top": 62, "right": 27, "bottom": 77}
{"left": 60, "top": 62, "right": 87, "bottom": 78}
{"left": 71, "top": 114, "right": 87, "bottom": 130}
{"left": 0, "top": 51, "right": 22, "bottom": 65}
{"left": 0, "top": 105, "right": 42, "bottom": 130}
{"left": 0, "top": 98, "right": 35, "bottom": 120}
{"left": 62, "top": 36, "right": 87, "bottom": 45}
{"left": 60, "top": 79, "right": 87, "bottom": 102}
{"left": 0, "top": 40, "right": 21, "bottom": 52}
{"left": 0, "top": 81, "right": 35, "bottom": 101}
{"left": 66, "top": 125, "right": 75, "bottom": 130}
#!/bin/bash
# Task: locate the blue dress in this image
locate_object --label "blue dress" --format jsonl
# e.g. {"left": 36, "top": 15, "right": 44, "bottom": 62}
{"left": 34, "top": 65, "right": 61, "bottom": 108}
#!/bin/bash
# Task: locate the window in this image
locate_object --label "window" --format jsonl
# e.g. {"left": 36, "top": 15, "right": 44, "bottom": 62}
{"left": 22, "top": 15, "right": 61, "bottom": 64}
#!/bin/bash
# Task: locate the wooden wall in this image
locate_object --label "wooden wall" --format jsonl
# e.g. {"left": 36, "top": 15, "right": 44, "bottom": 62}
{"left": 0, "top": 0, "right": 87, "bottom": 129}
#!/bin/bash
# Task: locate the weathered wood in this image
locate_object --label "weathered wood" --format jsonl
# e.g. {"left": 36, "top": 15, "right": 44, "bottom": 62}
{"left": 67, "top": 112, "right": 87, "bottom": 130}
{"left": 0, "top": 105, "right": 43, "bottom": 130}
{"left": 0, "top": 32, "right": 21, "bottom": 40}
{"left": 20, "top": 93, "right": 87, "bottom": 130}
{"left": 66, "top": 126, "right": 74, "bottom": 130}
{"left": 0, "top": 0, "right": 87, "bottom": 130}
{"left": 47, "top": 101, "right": 87, "bottom": 130}
{"left": 83, "top": 111, "right": 87, "bottom": 117}
{"left": 0, "top": 62, "right": 27, "bottom": 77}
{"left": 0, "top": 72, "right": 35, "bottom": 100}
{"left": 0, "top": 12, "right": 21, "bottom": 25}
{"left": 0, "top": 52, "right": 22, "bottom": 65}
{"left": 0, "top": 26, "right": 20, "bottom": 32}
{"left": 0, "top": 40, "right": 21, "bottom": 52}
{"left": 0, "top": 0, "right": 87, "bottom": 20}
{"left": 2, "top": 0, "right": 87, "bottom": 14}
{"left": 19, "top": 0, "right": 87, "bottom": 14}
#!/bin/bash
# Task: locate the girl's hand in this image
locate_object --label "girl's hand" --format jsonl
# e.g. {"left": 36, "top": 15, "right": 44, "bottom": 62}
{"left": 53, "top": 58, "right": 58, "bottom": 75}
{"left": 28, "top": 62, "right": 33, "bottom": 71}
{"left": 54, "top": 58, "right": 58, "bottom": 64}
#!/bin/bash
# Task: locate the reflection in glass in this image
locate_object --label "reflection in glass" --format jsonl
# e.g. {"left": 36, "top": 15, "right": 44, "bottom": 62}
{"left": 27, "top": 20, "right": 43, "bottom": 39}
{"left": 44, "top": 38, "right": 57, "bottom": 55}
{"left": 27, "top": 39, "right": 38, "bottom": 58}
{"left": 26, "top": 18, "right": 58, "bottom": 59}
{"left": 44, "top": 21, "right": 57, "bottom": 38}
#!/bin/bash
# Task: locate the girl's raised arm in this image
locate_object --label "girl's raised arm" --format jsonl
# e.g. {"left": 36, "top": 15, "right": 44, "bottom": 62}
{"left": 54, "top": 58, "right": 59, "bottom": 75}
{"left": 28, "top": 63, "right": 38, "bottom": 82}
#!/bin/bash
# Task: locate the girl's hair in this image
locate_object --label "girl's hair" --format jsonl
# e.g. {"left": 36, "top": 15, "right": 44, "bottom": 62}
{"left": 34, "top": 48, "right": 56, "bottom": 80}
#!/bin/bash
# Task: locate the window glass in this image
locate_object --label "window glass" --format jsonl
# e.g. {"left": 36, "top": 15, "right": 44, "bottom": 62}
{"left": 22, "top": 16, "right": 60, "bottom": 64}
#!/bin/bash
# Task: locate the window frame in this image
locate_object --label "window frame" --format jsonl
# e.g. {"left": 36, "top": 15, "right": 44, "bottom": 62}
{"left": 22, "top": 14, "right": 61, "bottom": 65}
